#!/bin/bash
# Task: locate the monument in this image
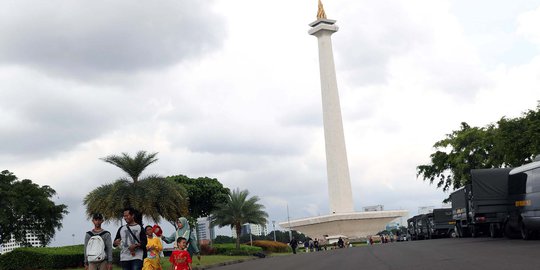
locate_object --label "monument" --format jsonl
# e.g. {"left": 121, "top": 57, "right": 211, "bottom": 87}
{"left": 279, "top": 0, "right": 407, "bottom": 241}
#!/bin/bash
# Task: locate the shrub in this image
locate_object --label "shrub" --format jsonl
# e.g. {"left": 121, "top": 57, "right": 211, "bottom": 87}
{"left": 251, "top": 240, "right": 290, "bottom": 253}
{"left": 0, "top": 245, "right": 83, "bottom": 270}
{"left": 0, "top": 244, "right": 120, "bottom": 270}
{"left": 199, "top": 244, "right": 217, "bottom": 255}
{"left": 212, "top": 243, "right": 262, "bottom": 256}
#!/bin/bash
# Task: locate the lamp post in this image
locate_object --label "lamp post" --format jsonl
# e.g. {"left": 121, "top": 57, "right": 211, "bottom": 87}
{"left": 287, "top": 204, "right": 292, "bottom": 242}
{"left": 249, "top": 224, "right": 253, "bottom": 246}
{"left": 272, "top": 221, "right": 276, "bottom": 241}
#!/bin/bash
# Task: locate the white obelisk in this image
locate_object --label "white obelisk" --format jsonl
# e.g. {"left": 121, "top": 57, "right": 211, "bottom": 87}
{"left": 309, "top": 0, "right": 354, "bottom": 214}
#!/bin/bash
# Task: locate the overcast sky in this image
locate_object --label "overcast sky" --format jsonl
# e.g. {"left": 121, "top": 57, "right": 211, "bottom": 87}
{"left": 2, "top": 0, "right": 540, "bottom": 247}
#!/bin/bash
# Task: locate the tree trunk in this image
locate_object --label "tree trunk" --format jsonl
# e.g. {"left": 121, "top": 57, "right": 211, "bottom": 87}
{"left": 235, "top": 224, "right": 241, "bottom": 250}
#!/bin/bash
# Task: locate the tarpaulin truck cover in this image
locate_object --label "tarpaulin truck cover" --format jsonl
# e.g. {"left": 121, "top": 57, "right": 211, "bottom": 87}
{"left": 471, "top": 168, "right": 512, "bottom": 201}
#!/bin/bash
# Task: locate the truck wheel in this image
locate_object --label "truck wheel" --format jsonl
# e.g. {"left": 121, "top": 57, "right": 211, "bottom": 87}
{"left": 489, "top": 223, "right": 499, "bottom": 238}
{"left": 455, "top": 225, "right": 461, "bottom": 238}
{"left": 503, "top": 222, "right": 519, "bottom": 239}
{"left": 521, "top": 222, "right": 531, "bottom": 240}
{"left": 471, "top": 226, "right": 477, "bottom": 238}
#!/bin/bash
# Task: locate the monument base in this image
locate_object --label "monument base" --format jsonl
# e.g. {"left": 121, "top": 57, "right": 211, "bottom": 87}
{"left": 279, "top": 210, "right": 408, "bottom": 241}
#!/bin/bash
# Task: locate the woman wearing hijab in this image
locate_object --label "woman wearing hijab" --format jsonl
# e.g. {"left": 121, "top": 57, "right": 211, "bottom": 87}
{"left": 162, "top": 217, "right": 200, "bottom": 258}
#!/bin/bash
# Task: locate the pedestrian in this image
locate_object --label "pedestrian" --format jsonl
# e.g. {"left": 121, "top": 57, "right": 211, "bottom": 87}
{"left": 113, "top": 207, "right": 147, "bottom": 270}
{"left": 309, "top": 239, "right": 314, "bottom": 252}
{"left": 84, "top": 213, "right": 113, "bottom": 270}
{"left": 337, "top": 237, "right": 344, "bottom": 248}
{"left": 162, "top": 217, "right": 200, "bottom": 259}
{"left": 314, "top": 238, "right": 319, "bottom": 251}
{"left": 304, "top": 239, "right": 309, "bottom": 252}
{"left": 289, "top": 237, "right": 298, "bottom": 254}
{"left": 142, "top": 225, "right": 163, "bottom": 270}
{"left": 169, "top": 237, "right": 192, "bottom": 270}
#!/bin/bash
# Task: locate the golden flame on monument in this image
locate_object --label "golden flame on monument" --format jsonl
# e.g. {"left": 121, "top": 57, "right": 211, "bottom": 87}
{"left": 317, "top": 0, "right": 327, "bottom": 19}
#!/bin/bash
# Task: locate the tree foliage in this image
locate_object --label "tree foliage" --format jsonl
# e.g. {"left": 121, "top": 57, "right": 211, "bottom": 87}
{"left": 166, "top": 174, "right": 230, "bottom": 220}
{"left": 84, "top": 177, "right": 188, "bottom": 223}
{"left": 417, "top": 104, "right": 540, "bottom": 191}
{"left": 84, "top": 151, "right": 188, "bottom": 223}
{"left": 0, "top": 170, "right": 68, "bottom": 246}
{"left": 210, "top": 189, "right": 268, "bottom": 249}
{"left": 100, "top": 151, "right": 158, "bottom": 182}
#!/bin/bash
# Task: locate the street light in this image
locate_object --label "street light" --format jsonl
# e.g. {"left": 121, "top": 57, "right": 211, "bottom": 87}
{"left": 272, "top": 221, "right": 276, "bottom": 241}
{"left": 287, "top": 204, "right": 292, "bottom": 242}
{"left": 248, "top": 223, "right": 253, "bottom": 246}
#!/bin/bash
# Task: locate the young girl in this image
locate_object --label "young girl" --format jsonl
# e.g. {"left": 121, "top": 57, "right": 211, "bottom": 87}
{"left": 169, "top": 237, "right": 192, "bottom": 270}
{"left": 142, "top": 225, "right": 163, "bottom": 270}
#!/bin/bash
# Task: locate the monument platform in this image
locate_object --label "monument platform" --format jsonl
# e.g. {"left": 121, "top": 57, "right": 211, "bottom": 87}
{"left": 279, "top": 210, "right": 408, "bottom": 241}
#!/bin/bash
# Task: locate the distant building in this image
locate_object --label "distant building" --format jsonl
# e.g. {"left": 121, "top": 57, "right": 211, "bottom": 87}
{"left": 441, "top": 202, "right": 451, "bottom": 208}
{"left": 231, "top": 223, "right": 268, "bottom": 238}
{"left": 196, "top": 216, "right": 215, "bottom": 245}
{"left": 250, "top": 223, "right": 268, "bottom": 236}
{"left": 385, "top": 222, "right": 400, "bottom": 231}
{"left": 0, "top": 233, "right": 43, "bottom": 255}
{"left": 363, "top": 205, "right": 384, "bottom": 212}
{"left": 418, "top": 206, "right": 435, "bottom": 215}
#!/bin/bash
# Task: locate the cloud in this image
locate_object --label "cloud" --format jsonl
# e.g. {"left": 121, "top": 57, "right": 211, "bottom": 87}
{"left": 517, "top": 5, "right": 540, "bottom": 44}
{"left": 0, "top": 0, "right": 225, "bottom": 78}
{"left": 331, "top": 0, "right": 490, "bottom": 99}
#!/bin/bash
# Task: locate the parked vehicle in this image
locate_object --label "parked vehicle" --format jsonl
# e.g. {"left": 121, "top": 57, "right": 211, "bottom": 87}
{"left": 506, "top": 157, "right": 540, "bottom": 240}
{"left": 407, "top": 215, "right": 423, "bottom": 240}
{"left": 451, "top": 168, "right": 513, "bottom": 238}
{"left": 427, "top": 208, "right": 455, "bottom": 238}
{"left": 415, "top": 214, "right": 430, "bottom": 240}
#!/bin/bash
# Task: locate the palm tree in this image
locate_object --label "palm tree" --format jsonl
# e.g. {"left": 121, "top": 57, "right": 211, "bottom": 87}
{"left": 100, "top": 151, "right": 159, "bottom": 182}
{"left": 210, "top": 188, "right": 269, "bottom": 249}
{"left": 84, "top": 151, "right": 188, "bottom": 223}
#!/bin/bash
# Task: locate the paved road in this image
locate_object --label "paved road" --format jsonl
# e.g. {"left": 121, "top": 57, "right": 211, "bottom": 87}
{"left": 213, "top": 238, "right": 540, "bottom": 270}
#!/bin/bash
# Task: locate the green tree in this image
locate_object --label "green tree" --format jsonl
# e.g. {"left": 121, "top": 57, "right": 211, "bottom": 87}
{"left": 100, "top": 151, "right": 159, "bottom": 182}
{"left": 417, "top": 104, "right": 540, "bottom": 191}
{"left": 417, "top": 122, "right": 498, "bottom": 191}
{"left": 166, "top": 175, "right": 230, "bottom": 220}
{"left": 495, "top": 106, "right": 540, "bottom": 166}
{"left": 266, "top": 230, "right": 307, "bottom": 243}
{"left": 84, "top": 151, "right": 188, "bottom": 223}
{"left": 210, "top": 189, "right": 268, "bottom": 249}
{"left": 213, "top": 235, "right": 235, "bottom": 244}
{"left": 0, "top": 170, "right": 68, "bottom": 246}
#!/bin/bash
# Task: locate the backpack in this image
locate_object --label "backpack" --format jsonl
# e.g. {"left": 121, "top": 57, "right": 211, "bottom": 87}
{"left": 86, "top": 231, "right": 108, "bottom": 263}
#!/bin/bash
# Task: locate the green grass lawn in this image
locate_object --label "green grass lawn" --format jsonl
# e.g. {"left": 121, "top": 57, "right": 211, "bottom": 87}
{"left": 66, "top": 255, "right": 252, "bottom": 270}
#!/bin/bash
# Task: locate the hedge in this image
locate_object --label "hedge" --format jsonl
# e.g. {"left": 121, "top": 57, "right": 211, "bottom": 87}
{"left": 0, "top": 245, "right": 120, "bottom": 270}
{"left": 199, "top": 244, "right": 217, "bottom": 255}
{"left": 212, "top": 243, "right": 262, "bottom": 256}
{"left": 250, "top": 240, "right": 290, "bottom": 253}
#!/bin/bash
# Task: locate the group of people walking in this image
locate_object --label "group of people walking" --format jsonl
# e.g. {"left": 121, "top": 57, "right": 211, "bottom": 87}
{"left": 83, "top": 208, "right": 200, "bottom": 270}
{"left": 289, "top": 236, "right": 348, "bottom": 254}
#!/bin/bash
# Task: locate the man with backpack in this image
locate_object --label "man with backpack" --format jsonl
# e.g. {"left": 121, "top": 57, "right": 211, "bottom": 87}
{"left": 84, "top": 213, "right": 113, "bottom": 270}
{"left": 114, "top": 207, "right": 147, "bottom": 270}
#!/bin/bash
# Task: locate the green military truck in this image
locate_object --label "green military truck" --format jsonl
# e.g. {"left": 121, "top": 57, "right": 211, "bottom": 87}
{"left": 451, "top": 168, "right": 513, "bottom": 238}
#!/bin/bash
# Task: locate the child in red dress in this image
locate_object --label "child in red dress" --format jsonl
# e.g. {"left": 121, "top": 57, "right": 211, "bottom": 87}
{"left": 169, "top": 237, "right": 192, "bottom": 270}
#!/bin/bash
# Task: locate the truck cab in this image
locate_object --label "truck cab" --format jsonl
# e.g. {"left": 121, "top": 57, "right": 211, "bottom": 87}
{"left": 507, "top": 158, "right": 540, "bottom": 240}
